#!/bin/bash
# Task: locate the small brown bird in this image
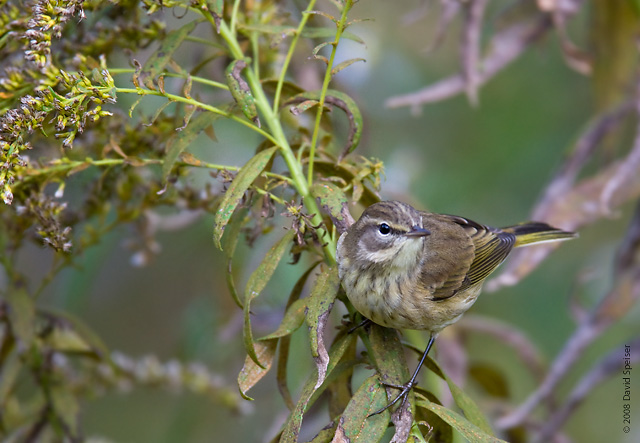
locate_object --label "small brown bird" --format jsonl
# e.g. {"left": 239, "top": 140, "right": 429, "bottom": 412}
{"left": 336, "top": 201, "right": 576, "bottom": 414}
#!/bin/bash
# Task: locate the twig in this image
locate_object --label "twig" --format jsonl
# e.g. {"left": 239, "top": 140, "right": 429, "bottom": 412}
{"left": 386, "top": 14, "right": 552, "bottom": 110}
{"left": 496, "top": 203, "right": 640, "bottom": 430}
{"left": 456, "top": 315, "right": 546, "bottom": 381}
{"left": 533, "top": 100, "right": 635, "bottom": 221}
{"left": 600, "top": 79, "right": 640, "bottom": 213}
{"left": 534, "top": 338, "right": 640, "bottom": 442}
{"left": 461, "top": 0, "right": 489, "bottom": 105}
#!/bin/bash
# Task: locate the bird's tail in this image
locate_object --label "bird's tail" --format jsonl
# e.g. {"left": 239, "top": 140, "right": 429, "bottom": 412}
{"left": 501, "top": 222, "right": 577, "bottom": 248}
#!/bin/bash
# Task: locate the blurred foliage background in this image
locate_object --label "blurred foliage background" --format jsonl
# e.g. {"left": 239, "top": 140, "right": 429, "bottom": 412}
{"left": 2, "top": 0, "right": 640, "bottom": 442}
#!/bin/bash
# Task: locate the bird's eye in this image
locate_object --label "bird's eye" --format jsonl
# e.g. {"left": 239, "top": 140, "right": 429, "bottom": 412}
{"left": 378, "top": 223, "right": 391, "bottom": 235}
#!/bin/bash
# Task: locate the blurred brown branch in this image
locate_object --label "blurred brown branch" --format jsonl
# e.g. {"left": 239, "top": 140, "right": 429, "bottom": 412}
{"left": 386, "top": 14, "right": 552, "bottom": 111}
{"left": 496, "top": 200, "right": 640, "bottom": 431}
{"left": 534, "top": 337, "right": 640, "bottom": 442}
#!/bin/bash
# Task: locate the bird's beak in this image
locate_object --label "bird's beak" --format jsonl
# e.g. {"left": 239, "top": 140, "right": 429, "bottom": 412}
{"left": 405, "top": 226, "right": 431, "bottom": 237}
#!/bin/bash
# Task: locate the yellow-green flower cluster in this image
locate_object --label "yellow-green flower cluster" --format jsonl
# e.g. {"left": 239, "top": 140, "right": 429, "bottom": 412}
{"left": 0, "top": 60, "right": 116, "bottom": 205}
{"left": 24, "top": 0, "right": 85, "bottom": 68}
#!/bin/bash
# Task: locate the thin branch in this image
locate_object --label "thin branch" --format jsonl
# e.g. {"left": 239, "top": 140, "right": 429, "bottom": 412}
{"left": 386, "top": 14, "right": 552, "bottom": 110}
{"left": 456, "top": 315, "right": 546, "bottom": 381}
{"left": 533, "top": 100, "right": 635, "bottom": 221}
{"left": 496, "top": 203, "right": 640, "bottom": 430}
{"left": 534, "top": 338, "right": 640, "bottom": 442}
{"left": 461, "top": 0, "right": 488, "bottom": 105}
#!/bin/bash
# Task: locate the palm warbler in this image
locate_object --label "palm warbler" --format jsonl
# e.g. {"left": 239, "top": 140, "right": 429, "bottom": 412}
{"left": 336, "top": 200, "right": 576, "bottom": 413}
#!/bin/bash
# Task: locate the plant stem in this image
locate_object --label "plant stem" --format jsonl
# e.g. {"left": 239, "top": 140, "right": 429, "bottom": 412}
{"left": 272, "top": 0, "right": 318, "bottom": 112}
{"left": 230, "top": 0, "right": 242, "bottom": 36}
{"left": 115, "top": 87, "right": 278, "bottom": 146}
{"left": 110, "top": 68, "right": 229, "bottom": 90}
{"left": 19, "top": 157, "right": 292, "bottom": 184}
{"left": 307, "top": 0, "right": 353, "bottom": 188}
{"left": 212, "top": 14, "right": 337, "bottom": 263}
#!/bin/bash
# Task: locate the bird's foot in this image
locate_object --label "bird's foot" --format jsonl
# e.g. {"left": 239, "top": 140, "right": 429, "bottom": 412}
{"left": 346, "top": 317, "right": 371, "bottom": 334}
{"left": 368, "top": 379, "right": 417, "bottom": 417}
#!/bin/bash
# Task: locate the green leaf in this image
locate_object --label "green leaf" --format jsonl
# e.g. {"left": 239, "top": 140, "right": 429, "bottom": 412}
{"left": 312, "top": 42, "right": 332, "bottom": 64}
{"left": 222, "top": 208, "right": 249, "bottom": 309}
{"left": 306, "top": 10, "right": 339, "bottom": 24}
{"left": 311, "top": 182, "right": 353, "bottom": 234}
{"left": 307, "top": 422, "right": 338, "bottom": 443}
{"left": 277, "top": 262, "right": 321, "bottom": 411}
{"left": 258, "top": 298, "right": 307, "bottom": 341}
{"left": 243, "top": 230, "right": 295, "bottom": 367}
{"left": 414, "top": 387, "right": 454, "bottom": 443}
{"left": 163, "top": 111, "right": 221, "bottom": 182}
{"left": 368, "top": 325, "right": 414, "bottom": 441}
{"left": 327, "top": 336, "right": 357, "bottom": 419}
{"left": 225, "top": 59, "right": 261, "bottom": 127}
{"left": 39, "top": 308, "right": 110, "bottom": 359}
{"left": 333, "top": 375, "right": 389, "bottom": 443}
{"left": 237, "top": 24, "right": 364, "bottom": 44}
{"left": 280, "top": 333, "right": 356, "bottom": 443}
{"left": 469, "top": 364, "right": 510, "bottom": 399}
{"left": 303, "top": 28, "right": 364, "bottom": 45}
{"left": 237, "top": 338, "right": 278, "bottom": 400}
{"left": 142, "top": 20, "right": 198, "bottom": 90}
{"left": 287, "top": 89, "right": 363, "bottom": 159}
{"left": 416, "top": 399, "right": 508, "bottom": 443}
{"left": 50, "top": 385, "right": 79, "bottom": 435}
{"left": 305, "top": 266, "right": 340, "bottom": 387}
{"left": 331, "top": 58, "right": 365, "bottom": 77}
{"left": 6, "top": 288, "right": 35, "bottom": 348}
{"left": 206, "top": 0, "right": 224, "bottom": 32}
{"left": 289, "top": 99, "right": 320, "bottom": 116}
{"left": 425, "top": 357, "right": 494, "bottom": 435}
{"left": 213, "top": 146, "right": 278, "bottom": 249}
{"left": 0, "top": 351, "right": 21, "bottom": 407}
{"left": 46, "top": 326, "right": 94, "bottom": 354}
{"left": 369, "top": 325, "right": 410, "bottom": 387}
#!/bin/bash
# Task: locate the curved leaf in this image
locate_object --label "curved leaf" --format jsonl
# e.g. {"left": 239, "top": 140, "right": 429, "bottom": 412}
{"left": 286, "top": 89, "right": 363, "bottom": 159}
{"left": 425, "top": 357, "right": 494, "bottom": 435}
{"left": 305, "top": 266, "right": 340, "bottom": 387}
{"left": 277, "top": 261, "right": 321, "bottom": 410}
{"left": 213, "top": 146, "right": 278, "bottom": 249}
{"left": 238, "top": 338, "right": 278, "bottom": 400}
{"left": 311, "top": 182, "right": 353, "bottom": 234}
{"left": 416, "top": 399, "right": 507, "bottom": 443}
{"left": 331, "top": 58, "right": 365, "bottom": 77}
{"left": 243, "top": 230, "right": 295, "bottom": 367}
{"left": 226, "top": 59, "right": 261, "bottom": 127}
{"left": 222, "top": 208, "right": 249, "bottom": 309}
{"left": 331, "top": 375, "right": 389, "bottom": 443}
{"left": 258, "top": 298, "right": 307, "bottom": 341}
{"left": 163, "top": 111, "right": 221, "bottom": 182}
{"left": 280, "top": 333, "right": 356, "bottom": 443}
{"left": 142, "top": 20, "right": 198, "bottom": 90}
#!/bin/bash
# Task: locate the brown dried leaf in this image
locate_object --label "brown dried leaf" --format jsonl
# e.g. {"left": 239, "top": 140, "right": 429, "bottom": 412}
{"left": 237, "top": 339, "right": 278, "bottom": 400}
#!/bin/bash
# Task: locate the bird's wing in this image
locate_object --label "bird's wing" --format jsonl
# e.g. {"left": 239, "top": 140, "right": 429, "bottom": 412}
{"left": 448, "top": 215, "right": 516, "bottom": 292}
{"left": 419, "top": 214, "right": 475, "bottom": 300}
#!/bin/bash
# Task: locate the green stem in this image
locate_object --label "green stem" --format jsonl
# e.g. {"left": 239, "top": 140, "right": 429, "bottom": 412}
{"left": 115, "top": 87, "right": 278, "bottom": 146}
{"left": 19, "top": 157, "right": 292, "bottom": 184}
{"left": 230, "top": 0, "right": 242, "bottom": 36}
{"left": 308, "top": 0, "right": 352, "bottom": 188}
{"left": 272, "top": 0, "right": 318, "bottom": 112}
{"left": 211, "top": 15, "right": 337, "bottom": 263}
{"left": 110, "top": 68, "right": 229, "bottom": 91}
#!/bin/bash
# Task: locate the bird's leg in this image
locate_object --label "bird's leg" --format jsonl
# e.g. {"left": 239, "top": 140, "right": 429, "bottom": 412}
{"left": 347, "top": 317, "right": 372, "bottom": 334}
{"left": 368, "top": 334, "right": 436, "bottom": 417}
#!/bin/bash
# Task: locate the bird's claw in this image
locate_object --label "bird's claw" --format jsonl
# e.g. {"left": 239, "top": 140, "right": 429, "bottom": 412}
{"left": 368, "top": 380, "right": 417, "bottom": 417}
